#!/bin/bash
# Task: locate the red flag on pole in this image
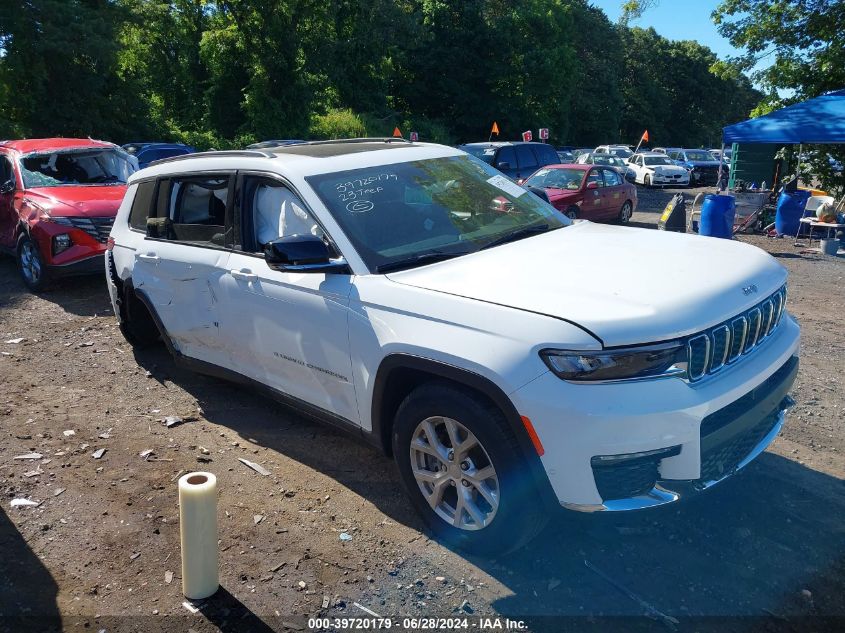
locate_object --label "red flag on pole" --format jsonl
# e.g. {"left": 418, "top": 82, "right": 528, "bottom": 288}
{"left": 491, "top": 121, "right": 500, "bottom": 135}
{"left": 642, "top": 130, "right": 649, "bottom": 142}
{"left": 392, "top": 127, "right": 402, "bottom": 138}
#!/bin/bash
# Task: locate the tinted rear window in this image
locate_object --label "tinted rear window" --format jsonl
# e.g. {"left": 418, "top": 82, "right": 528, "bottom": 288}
{"left": 128, "top": 180, "right": 157, "bottom": 231}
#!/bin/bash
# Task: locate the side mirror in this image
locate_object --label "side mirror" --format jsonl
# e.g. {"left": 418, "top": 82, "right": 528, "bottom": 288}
{"left": 496, "top": 162, "right": 511, "bottom": 171}
{"left": 264, "top": 234, "right": 348, "bottom": 274}
{"left": 0, "top": 179, "right": 14, "bottom": 194}
{"left": 586, "top": 181, "right": 599, "bottom": 190}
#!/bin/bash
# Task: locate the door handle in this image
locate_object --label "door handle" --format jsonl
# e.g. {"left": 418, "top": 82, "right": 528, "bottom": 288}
{"left": 138, "top": 253, "right": 160, "bottom": 263}
{"left": 230, "top": 269, "right": 257, "bottom": 281}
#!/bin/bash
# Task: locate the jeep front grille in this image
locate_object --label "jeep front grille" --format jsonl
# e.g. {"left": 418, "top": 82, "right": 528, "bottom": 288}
{"left": 686, "top": 285, "right": 787, "bottom": 382}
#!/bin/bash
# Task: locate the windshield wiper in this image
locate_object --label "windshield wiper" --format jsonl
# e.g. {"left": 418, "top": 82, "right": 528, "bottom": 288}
{"left": 481, "top": 223, "right": 553, "bottom": 250}
{"left": 376, "top": 250, "right": 471, "bottom": 273}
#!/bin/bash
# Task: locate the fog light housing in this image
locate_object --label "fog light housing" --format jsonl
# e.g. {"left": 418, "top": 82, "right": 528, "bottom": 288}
{"left": 53, "top": 233, "right": 72, "bottom": 255}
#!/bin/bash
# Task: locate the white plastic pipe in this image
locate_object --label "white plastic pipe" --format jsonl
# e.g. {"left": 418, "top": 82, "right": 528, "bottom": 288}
{"left": 178, "top": 472, "right": 219, "bottom": 600}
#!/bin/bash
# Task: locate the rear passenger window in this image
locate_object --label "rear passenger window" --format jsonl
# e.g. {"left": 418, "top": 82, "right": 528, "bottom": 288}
{"left": 603, "top": 169, "right": 622, "bottom": 186}
{"left": 514, "top": 145, "right": 538, "bottom": 170}
{"left": 128, "top": 180, "right": 156, "bottom": 231}
{"left": 496, "top": 146, "right": 516, "bottom": 168}
{"left": 147, "top": 176, "right": 231, "bottom": 247}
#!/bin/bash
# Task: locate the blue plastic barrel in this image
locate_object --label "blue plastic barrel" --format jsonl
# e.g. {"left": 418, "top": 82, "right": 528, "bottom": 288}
{"left": 775, "top": 190, "right": 812, "bottom": 236}
{"left": 699, "top": 194, "right": 736, "bottom": 239}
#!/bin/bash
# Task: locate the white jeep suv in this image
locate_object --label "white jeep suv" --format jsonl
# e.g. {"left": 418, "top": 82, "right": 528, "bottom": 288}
{"left": 106, "top": 139, "right": 799, "bottom": 552}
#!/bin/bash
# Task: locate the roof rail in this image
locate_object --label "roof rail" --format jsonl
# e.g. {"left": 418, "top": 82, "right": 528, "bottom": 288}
{"left": 285, "top": 137, "right": 413, "bottom": 147}
{"left": 148, "top": 149, "right": 276, "bottom": 167}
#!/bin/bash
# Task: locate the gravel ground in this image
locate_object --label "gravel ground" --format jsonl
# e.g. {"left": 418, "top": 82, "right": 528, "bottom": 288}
{"left": 1, "top": 183, "right": 843, "bottom": 632}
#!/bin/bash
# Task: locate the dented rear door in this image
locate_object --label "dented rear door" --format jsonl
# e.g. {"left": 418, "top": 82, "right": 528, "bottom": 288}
{"left": 132, "top": 173, "right": 234, "bottom": 367}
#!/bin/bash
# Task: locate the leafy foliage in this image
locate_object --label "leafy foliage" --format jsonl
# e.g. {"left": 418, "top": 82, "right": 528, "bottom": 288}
{"left": 0, "top": 0, "right": 761, "bottom": 151}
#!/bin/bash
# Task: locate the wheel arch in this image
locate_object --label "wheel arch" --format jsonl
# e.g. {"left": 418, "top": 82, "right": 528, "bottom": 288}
{"left": 371, "top": 354, "right": 560, "bottom": 511}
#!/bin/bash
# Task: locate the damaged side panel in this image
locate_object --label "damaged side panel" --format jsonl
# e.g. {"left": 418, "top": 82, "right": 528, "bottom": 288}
{"left": 132, "top": 244, "right": 231, "bottom": 364}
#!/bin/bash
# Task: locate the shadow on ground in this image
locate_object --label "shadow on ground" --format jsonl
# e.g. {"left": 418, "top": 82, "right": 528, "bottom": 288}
{"left": 0, "top": 506, "right": 61, "bottom": 633}
{"left": 131, "top": 342, "right": 845, "bottom": 629}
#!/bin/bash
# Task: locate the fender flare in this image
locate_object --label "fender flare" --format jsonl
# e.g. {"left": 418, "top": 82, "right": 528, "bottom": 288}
{"left": 371, "top": 353, "right": 559, "bottom": 511}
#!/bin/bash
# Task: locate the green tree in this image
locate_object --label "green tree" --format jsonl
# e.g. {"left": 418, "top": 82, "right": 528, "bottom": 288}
{"left": 0, "top": 0, "right": 132, "bottom": 138}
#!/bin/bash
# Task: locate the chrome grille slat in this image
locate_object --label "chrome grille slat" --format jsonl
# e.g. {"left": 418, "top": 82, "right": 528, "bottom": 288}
{"left": 687, "top": 285, "right": 786, "bottom": 383}
{"left": 728, "top": 316, "right": 747, "bottom": 363}
{"left": 709, "top": 325, "right": 730, "bottom": 373}
{"left": 745, "top": 308, "right": 762, "bottom": 353}
{"left": 760, "top": 300, "right": 774, "bottom": 337}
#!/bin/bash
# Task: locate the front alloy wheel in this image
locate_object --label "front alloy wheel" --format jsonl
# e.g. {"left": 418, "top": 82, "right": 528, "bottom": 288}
{"left": 17, "top": 235, "right": 49, "bottom": 292}
{"left": 393, "top": 382, "right": 548, "bottom": 554}
{"left": 410, "top": 416, "right": 499, "bottom": 530}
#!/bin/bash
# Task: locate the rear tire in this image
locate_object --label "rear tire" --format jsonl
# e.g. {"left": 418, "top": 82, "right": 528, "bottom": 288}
{"left": 392, "top": 382, "right": 548, "bottom": 555}
{"left": 16, "top": 234, "right": 51, "bottom": 292}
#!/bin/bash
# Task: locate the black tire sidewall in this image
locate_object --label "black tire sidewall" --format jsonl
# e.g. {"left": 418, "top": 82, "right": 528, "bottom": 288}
{"left": 619, "top": 201, "right": 632, "bottom": 223}
{"left": 392, "top": 382, "right": 544, "bottom": 554}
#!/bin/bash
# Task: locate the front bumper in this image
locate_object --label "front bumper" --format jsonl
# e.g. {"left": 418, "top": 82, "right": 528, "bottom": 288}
{"left": 651, "top": 173, "right": 689, "bottom": 186}
{"left": 47, "top": 253, "right": 106, "bottom": 278}
{"left": 510, "top": 313, "right": 800, "bottom": 509}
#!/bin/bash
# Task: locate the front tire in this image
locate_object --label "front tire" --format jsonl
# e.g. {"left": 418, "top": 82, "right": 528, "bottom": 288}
{"left": 644, "top": 174, "right": 652, "bottom": 188}
{"left": 565, "top": 206, "right": 579, "bottom": 220}
{"left": 16, "top": 234, "right": 50, "bottom": 292}
{"left": 393, "top": 382, "right": 548, "bottom": 554}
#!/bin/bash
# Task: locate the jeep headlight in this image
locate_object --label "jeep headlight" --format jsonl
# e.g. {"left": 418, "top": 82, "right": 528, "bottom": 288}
{"left": 540, "top": 342, "right": 687, "bottom": 382}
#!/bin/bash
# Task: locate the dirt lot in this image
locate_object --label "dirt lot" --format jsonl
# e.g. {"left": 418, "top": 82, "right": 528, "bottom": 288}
{"left": 1, "top": 184, "right": 844, "bottom": 632}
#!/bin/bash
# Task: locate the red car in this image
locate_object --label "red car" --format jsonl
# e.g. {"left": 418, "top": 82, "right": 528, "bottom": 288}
{"left": 519, "top": 163, "right": 637, "bottom": 223}
{"left": 0, "top": 138, "right": 136, "bottom": 291}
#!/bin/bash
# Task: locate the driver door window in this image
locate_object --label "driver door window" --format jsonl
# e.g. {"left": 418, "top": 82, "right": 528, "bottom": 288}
{"left": 240, "top": 177, "right": 322, "bottom": 253}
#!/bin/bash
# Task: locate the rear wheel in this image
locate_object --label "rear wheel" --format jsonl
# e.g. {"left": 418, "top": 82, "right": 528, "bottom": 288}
{"left": 16, "top": 234, "right": 50, "bottom": 292}
{"left": 393, "top": 382, "right": 548, "bottom": 554}
{"left": 618, "top": 201, "right": 633, "bottom": 223}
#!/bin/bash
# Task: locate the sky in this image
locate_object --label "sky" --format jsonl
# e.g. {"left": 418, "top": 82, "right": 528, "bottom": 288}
{"left": 588, "top": 0, "right": 743, "bottom": 61}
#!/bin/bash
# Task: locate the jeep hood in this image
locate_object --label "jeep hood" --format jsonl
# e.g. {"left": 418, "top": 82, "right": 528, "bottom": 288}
{"left": 24, "top": 185, "right": 127, "bottom": 218}
{"left": 386, "top": 222, "right": 787, "bottom": 347}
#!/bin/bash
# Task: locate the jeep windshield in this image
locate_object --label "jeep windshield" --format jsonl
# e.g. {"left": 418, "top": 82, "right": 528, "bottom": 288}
{"left": 307, "top": 154, "right": 568, "bottom": 272}
{"left": 20, "top": 148, "right": 136, "bottom": 188}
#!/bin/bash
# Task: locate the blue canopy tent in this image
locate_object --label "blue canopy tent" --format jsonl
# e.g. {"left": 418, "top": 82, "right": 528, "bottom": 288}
{"left": 719, "top": 89, "right": 845, "bottom": 186}
{"left": 723, "top": 89, "right": 845, "bottom": 145}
